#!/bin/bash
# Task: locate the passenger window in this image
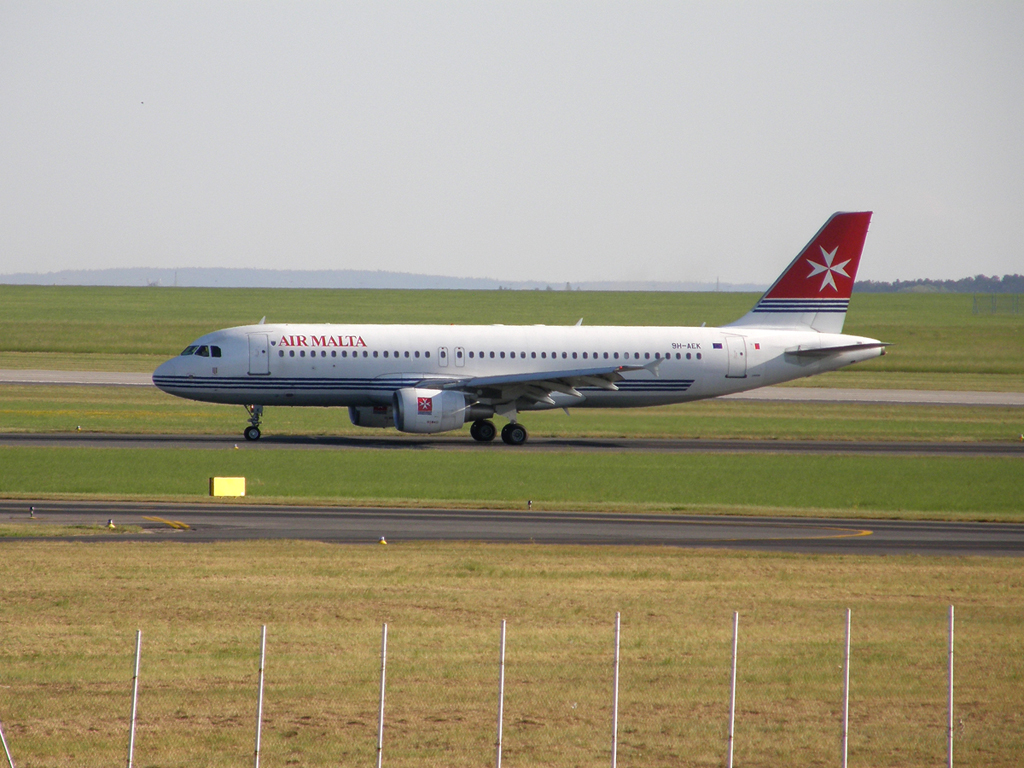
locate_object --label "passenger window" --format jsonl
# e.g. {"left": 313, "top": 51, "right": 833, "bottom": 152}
{"left": 300, "top": 351, "right": 305, "bottom": 357}
{"left": 278, "top": 350, "right": 284, "bottom": 357}
{"left": 531, "top": 352, "right": 536, "bottom": 358}
{"left": 405, "top": 351, "right": 410, "bottom": 358}
{"left": 180, "top": 345, "right": 198, "bottom": 356}
{"left": 562, "top": 352, "right": 567, "bottom": 359}
{"left": 500, "top": 352, "right": 505, "bottom": 359}
{"left": 384, "top": 351, "right": 389, "bottom": 358}
{"left": 290, "top": 350, "right": 295, "bottom": 357}
{"left": 572, "top": 352, "right": 578, "bottom": 359}
{"left": 332, "top": 351, "right": 337, "bottom": 357}
{"left": 696, "top": 353, "right": 702, "bottom": 360}
{"left": 415, "top": 351, "right": 420, "bottom": 358}
{"left": 425, "top": 352, "right": 430, "bottom": 358}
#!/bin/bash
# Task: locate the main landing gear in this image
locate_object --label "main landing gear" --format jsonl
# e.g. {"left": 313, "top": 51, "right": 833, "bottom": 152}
{"left": 469, "top": 419, "right": 528, "bottom": 445}
{"left": 244, "top": 404, "right": 263, "bottom": 441}
{"left": 469, "top": 419, "right": 496, "bottom": 442}
{"left": 501, "top": 422, "right": 528, "bottom": 446}
{"left": 470, "top": 419, "right": 528, "bottom": 445}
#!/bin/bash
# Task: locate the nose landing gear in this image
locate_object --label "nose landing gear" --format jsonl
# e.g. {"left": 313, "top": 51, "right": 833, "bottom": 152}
{"left": 244, "top": 404, "right": 264, "bottom": 441}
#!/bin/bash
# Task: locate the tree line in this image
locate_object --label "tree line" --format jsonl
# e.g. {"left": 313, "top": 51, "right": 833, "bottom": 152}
{"left": 854, "top": 274, "right": 1024, "bottom": 293}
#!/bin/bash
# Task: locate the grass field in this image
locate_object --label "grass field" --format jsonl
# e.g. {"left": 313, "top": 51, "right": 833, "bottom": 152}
{"left": 1, "top": 541, "right": 1022, "bottom": 767}
{"left": 1, "top": 285, "right": 1022, "bottom": 388}
{"left": 1, "top": 286, "right": 1022, "bottom": 765}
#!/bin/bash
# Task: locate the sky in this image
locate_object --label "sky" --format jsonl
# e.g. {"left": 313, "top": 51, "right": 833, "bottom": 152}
{"left": 1, "top": 1, "right": 1022, "bottom": 285}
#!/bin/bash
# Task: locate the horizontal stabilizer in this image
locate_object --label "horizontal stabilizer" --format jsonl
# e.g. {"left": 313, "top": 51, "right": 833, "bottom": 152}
{"left": 785, "top": 342, "right": 890, "bottom": 357}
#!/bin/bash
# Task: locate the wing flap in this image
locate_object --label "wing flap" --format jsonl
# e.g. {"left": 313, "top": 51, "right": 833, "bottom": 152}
{"left": 429, "top": 362, "right": 659, "bottom": 405}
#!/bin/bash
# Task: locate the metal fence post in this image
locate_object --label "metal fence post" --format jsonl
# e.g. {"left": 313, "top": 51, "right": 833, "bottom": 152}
{"left": 254, "top": 626, "right": 267, "bottom": 768}
{"left": 611, "top": 612, "right": 621, "bottom": 768}
{"left": 377, "top": 623, "right": 388, "bottom": 768}
{"left": 496, "top": 620, "right": 506, "bottom": 768}
{"left": 126, "top": 630, "right": 141, "bottom": 768}
{"left": 727, "top": 612, "right": 738, "bottom": 768}
{"left": 842, "top": 608, "right": 851, "bottom": 768}
{"left": 948, "top": 605, "right": 955, "bottom": 768}
{"left": 0, "top": 716, "right": 15, "bottom": 768}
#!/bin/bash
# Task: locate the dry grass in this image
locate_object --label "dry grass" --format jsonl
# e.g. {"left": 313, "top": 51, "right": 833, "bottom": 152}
{"left": 0, "top": 541, "right": 1021, "bottom": 767}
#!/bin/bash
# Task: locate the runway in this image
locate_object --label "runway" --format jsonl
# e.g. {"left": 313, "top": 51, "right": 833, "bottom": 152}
{"left": 2, "top": 499, "right": 1021, "bottom": 556}
{"left": 2, "top": 431, "right": 1021, "bottom": 456}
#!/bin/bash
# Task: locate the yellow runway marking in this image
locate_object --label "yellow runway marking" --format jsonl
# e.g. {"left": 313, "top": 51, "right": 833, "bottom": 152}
{"left": 143, "top": 516, "right": 191, "bottom": 530}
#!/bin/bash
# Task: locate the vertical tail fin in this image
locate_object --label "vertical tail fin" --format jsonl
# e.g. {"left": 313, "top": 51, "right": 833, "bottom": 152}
{"left": 726, "top": 211, "right": 872, "bottom": 334}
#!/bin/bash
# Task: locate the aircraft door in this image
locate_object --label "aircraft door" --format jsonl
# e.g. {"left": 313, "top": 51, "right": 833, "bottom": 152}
{"left": 438, "top": 347, "right": 449, "bottom": 367}
{"left": 248, "top": 333, "right": 270, "bottom": 375}
{"left": 455, "top": 347, "right": 465, "bottom": 367}
{"left": 725, "top": 336, "right": 747, "bottom": 378}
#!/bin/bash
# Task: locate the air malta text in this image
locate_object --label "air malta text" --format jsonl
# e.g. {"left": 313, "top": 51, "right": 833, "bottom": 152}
{"left": 278, "top": 335, "right": 367, "bottom": 348}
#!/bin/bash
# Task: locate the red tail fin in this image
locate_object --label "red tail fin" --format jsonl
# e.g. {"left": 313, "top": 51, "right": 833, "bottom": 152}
{"left": 728, "top": 212, "right": 872, "bottom": 333}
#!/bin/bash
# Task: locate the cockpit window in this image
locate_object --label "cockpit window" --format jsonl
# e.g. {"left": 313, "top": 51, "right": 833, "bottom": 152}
{"left": 211, "top": 346, "right": 222, "bottom": 358}
{"left": 180, "top": 345, "right": 198, "bottom": 356}
{"left": 196, "top": 346, "right": 210, "bottom": 357}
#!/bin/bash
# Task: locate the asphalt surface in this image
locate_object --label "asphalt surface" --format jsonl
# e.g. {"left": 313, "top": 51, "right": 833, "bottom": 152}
{"left": 2, "top": 499, "right": 1021, "bottom": 556}
{"left": 2, "top": 431, "right": 1022, "bottom": 456}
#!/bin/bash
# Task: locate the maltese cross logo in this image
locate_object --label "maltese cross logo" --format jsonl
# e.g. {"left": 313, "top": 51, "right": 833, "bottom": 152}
{"left": 806, "top": 246, "right": 851, "bottom": 292}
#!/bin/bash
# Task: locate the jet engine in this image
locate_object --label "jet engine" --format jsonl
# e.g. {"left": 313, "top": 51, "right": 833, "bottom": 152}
{"left": 393, "top": 388, "right": 479, "bottom": 434}
{"left": 349, "top": 405, "right": 394, "bottom": 429}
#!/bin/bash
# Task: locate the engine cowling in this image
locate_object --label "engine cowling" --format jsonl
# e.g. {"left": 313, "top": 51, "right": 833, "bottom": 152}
{"left": 349, "top": 405, "right": 394, "bottom": 429}
{"left": 393, "top": 388, "right": 470, "bottom": 434}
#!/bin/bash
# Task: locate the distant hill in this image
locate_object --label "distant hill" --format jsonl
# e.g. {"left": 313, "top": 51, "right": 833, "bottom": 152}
{"left": 0, "top": 267, "right": 766, "bottom": 292}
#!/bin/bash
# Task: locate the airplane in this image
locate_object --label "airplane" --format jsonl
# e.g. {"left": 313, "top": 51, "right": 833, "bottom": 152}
{"left": 153, "top": 211, "right": 885, "bottom": 445}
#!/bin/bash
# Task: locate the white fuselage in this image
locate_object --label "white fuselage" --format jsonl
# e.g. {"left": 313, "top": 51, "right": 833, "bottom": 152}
{"left": 152, "top": 322, "right": 883, "bottom": 410}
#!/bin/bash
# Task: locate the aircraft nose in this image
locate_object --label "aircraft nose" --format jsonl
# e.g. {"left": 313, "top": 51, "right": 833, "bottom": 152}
{"left": 152, "top": 356, "right": 182, "bottom": 392}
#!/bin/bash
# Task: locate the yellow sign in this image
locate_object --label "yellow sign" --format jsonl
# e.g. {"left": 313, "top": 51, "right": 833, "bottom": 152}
{"left": 210, "top": 477, "right": 246, "bottom": 497}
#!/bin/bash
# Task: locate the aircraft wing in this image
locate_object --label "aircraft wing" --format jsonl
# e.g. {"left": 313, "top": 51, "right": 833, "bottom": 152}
{"left": 424, "top": 360, "right": 662, "bottom": 407}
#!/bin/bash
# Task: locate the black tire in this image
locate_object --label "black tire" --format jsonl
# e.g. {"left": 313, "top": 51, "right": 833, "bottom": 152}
{"left": 500, "top": 423, "right": 528, "bottom": 446}
{"left": 244, "top": 426, "right": 261, "bottom": 441}
{"left": 470, "top": 420, "right": 497, "bottom": 442}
